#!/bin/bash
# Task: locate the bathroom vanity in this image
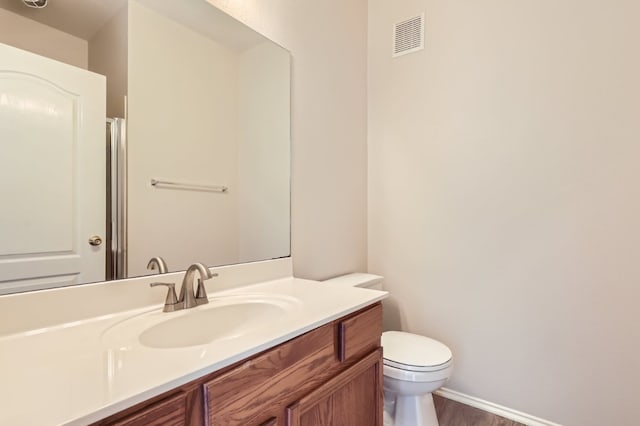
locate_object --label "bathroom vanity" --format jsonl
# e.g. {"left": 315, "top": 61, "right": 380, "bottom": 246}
{"left": 0, "top": 260, "right": 387, "bottom": 426}
{"left": 93, "top": 303, "right": 382, "bottom": 426}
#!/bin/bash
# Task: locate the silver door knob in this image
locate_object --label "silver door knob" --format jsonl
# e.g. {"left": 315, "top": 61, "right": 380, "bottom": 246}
{"left": 88, "top": 235, "right": 103, "bottom": 246}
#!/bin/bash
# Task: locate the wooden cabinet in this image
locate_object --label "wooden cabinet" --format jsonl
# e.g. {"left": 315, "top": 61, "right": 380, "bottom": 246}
{"left": 94, "top": 303, "right": 382, "bottom": 426}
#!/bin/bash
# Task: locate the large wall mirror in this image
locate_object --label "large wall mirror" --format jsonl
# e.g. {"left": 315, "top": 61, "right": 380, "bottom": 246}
{"left": 0, "top": 0, "right": 291, "bottom": 295}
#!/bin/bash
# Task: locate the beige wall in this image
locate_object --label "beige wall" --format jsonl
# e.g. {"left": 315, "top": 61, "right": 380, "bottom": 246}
{"left": 0, "top": 8, "right": 87, "bottom": 69}
{"left": 368, "top": 1, "right": 640, "bottom": 425}
{"left": 89, "top": 6, "right": 128, "bottom": 118}
{"left": 207, "top": 0, "right": 369, "bottom": 279}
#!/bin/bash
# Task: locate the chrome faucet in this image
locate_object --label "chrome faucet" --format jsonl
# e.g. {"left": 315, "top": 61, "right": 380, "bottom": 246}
{"left": 178, "top": 263, "right": 217, "bottom": 309}
{"left": 150, "top": 263, "right": 218, "bottom": 312}
{"left": 147, "top": 256, "right": 168, "bottom": 274}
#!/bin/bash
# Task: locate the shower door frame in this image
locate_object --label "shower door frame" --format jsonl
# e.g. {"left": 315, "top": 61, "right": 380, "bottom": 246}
{"left": 106, "top": 117, "right": 127, "bottom": 280}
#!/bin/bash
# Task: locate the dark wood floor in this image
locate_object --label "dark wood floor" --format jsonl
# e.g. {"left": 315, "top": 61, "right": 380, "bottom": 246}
{"left": 433, "top": 395, "right": 526, "bottom": 426}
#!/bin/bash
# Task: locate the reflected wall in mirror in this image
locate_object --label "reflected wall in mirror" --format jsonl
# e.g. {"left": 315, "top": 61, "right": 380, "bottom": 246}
{"left": 0, "top": 0, "right": 291, "bottom": 295}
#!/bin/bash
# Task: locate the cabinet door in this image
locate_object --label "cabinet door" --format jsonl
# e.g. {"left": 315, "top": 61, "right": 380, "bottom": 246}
{"left": 285, "top": 349, "right": 383, "bottom": 426}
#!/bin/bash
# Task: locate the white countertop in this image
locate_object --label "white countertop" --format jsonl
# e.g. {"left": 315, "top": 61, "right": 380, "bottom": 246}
{"left": 0, "top": 277, "right": 386, "bottom": 426}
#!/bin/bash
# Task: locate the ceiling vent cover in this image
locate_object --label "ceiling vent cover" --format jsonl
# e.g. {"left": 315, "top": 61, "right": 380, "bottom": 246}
{"left": 393, "top": 14, "right": 424, "bottom": 58}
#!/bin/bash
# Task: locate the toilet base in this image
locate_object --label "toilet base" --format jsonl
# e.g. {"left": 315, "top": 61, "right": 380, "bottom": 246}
{"left": 384, "top": 391, "right": 439, "bottom": 426}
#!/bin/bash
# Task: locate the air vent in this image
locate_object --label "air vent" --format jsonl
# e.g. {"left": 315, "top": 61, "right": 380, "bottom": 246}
{"left": 393, "top": 14, "right": 424, "bottom": 58}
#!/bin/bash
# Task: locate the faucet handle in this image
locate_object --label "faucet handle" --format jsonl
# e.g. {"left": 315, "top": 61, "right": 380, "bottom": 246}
{"left": 195, "top": 273, "right": 219, "bottom": 305}
{"left": 150, "top": 282, "right": 179, "bottom": 312}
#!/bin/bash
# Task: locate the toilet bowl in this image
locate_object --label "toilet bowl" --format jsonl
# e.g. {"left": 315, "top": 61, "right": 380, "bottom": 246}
{"left": 382, "top": 331, "right": 453, "bottom": 426}
{"left": 323, "top": 273, "right": 453, "bottom": 426}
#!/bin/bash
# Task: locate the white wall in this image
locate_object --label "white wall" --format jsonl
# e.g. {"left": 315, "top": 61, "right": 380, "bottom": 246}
{"left": 0, "top": 8, "right": 88, "bottom": 69}
{"left": 127, "top": 1, "right": 239, "bottom": 276}
{"left": 88, "top": 6, "right": 128, "bottom": 118}
{"left": 207, "top": 0, "right": 369, "bottom": 279}
{"left": 237, "top": 42, "right": 291, "bottom": 262}
{"left": 368, "top": 1, "right": 640, "bottom": 425}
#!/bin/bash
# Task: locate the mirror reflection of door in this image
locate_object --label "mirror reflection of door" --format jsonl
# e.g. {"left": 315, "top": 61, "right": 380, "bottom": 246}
{"left": 0, "top": 43, "right": 106, "bottom": 294}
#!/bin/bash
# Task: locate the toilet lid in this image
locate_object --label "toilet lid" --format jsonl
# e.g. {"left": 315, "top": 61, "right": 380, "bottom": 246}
{"left": 381, "top": 331, "right": 452, "bottom": 372}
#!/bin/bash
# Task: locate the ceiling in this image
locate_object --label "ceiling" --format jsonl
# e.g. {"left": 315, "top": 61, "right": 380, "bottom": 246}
{"left": 0, "top": 0, "right": 128, "bottom": 40}
{"left": 136, "top": 0, "right": 268, "bottom": 52}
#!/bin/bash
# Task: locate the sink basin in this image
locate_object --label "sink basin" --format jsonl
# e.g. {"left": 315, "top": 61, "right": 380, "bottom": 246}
{"left": 101, "top": 293, "right": 300, "bottom": 349}
{"left": 139, "top": 302, "right": 285, "bottom": 348}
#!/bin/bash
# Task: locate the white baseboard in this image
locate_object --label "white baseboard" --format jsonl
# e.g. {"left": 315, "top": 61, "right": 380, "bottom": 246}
{"left": 435, "top": 388, "right": 563, "bottom": 426}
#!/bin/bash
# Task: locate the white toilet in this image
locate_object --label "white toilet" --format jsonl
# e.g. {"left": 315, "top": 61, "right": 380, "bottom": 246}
{"left": 323, "top": 273, "right": 453, "bottom": 426}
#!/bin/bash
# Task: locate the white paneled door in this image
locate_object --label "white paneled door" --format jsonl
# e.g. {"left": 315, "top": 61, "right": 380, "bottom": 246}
{"left": 0, "top": 43, "right": 106, "bottom": 294}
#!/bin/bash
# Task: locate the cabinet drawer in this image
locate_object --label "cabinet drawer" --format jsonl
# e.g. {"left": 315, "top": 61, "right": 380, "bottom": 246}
{"left": 111, "top": 392, "right": 186, "bottom": 426}
{"left": 204, "top": 322, "right": 335, "bottom": 425}
{"left": 337, "top": 303, "right": 382, "bottom": 362}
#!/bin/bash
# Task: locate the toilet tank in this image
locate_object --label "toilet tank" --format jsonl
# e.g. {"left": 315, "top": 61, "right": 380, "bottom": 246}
{"left": 323, "top": 273, "right": 384, "bottom": 290}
